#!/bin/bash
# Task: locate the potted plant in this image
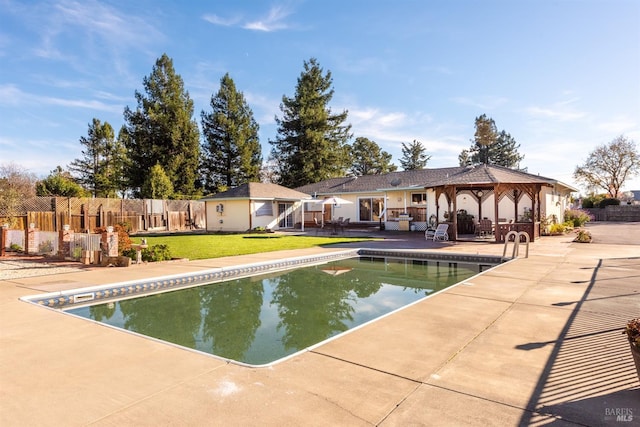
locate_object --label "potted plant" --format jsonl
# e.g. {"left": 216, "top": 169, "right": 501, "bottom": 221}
{"left": 624, "top": 318, "right": 640, "bottom": 382}
{"left": 573, "top": 229, "right": 592, "bottom": 243}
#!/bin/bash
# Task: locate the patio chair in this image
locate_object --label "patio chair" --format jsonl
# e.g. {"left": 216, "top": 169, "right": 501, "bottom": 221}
{"left": 478, "top": 219, "right": 493, "bottom": 237}
{"left": 313, "top": 217, "right": 324, "bottom": 235}
{"left": 432, "top": 223, "right": 449, "bottom": 241}
{"left": 425, "top": 227, "right": 436, "bottom": 240}
{"left": 339, "top": 217, "right": 350, "bottom": 233}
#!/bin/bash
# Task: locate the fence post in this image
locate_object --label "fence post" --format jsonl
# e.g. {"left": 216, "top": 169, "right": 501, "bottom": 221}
{"left": 58, "top": 225, "right": 73, "bottom": 260}
{"left": 1, "top": 226, "right": 6, "bottom": 257}
{"left": 26, "top": 223, "right": 38, "bottom": 254}
{"left": 100, "top": 226, "right": 118, "bottom": 257}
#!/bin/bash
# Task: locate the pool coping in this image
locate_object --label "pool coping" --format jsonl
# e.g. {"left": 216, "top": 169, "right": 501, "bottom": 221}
{"left": 20, "top": 248, "right": 504, "bottom": 310}
{"left": 18, "top": 248, "right": 507, "bottom": 368}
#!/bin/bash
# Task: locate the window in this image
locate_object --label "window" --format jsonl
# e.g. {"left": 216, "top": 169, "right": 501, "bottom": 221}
{"left": 255, "top": 202, "right": 273, "bottom": 217}
{"left": 411, "top": 192, "right": 427, "bottom": 204}
{"left": 358, "top": 197, "right": 384, "bottom": 221}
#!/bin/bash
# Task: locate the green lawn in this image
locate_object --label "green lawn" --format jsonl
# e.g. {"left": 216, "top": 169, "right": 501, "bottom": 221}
{"left": 131, "top": 234, "right": 376, "bottom": 260}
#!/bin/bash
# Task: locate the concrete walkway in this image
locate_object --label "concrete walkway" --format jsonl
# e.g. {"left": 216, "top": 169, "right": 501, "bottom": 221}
{"left": 1, "top": 223, "right": 639, "bottom": 426}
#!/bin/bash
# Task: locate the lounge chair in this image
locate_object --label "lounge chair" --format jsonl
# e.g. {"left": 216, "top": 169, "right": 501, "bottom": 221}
{"left": 431, "top": 223, "right": 449, "bottom": 241}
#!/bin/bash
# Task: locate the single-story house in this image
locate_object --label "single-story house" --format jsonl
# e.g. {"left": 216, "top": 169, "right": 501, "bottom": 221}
{"left": 296, "top": 164, "right": 578, "bottom": 242}
{"left": 201, "top": 183, "right": 311, "bottom": 232}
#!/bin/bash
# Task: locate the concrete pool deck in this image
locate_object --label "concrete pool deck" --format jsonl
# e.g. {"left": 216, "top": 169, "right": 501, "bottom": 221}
{"left": 1, "top": 222, "right": 639, "bottom": 426}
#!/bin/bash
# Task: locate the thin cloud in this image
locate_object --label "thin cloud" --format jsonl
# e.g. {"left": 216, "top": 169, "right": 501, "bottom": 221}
{"left": 202, "top": 14, "right": 242, "bottom": 27}
{"left": 524, "top": 98, "right": 587, "bottom": 122}
{"left": 244, "top": 5, "right": 293, "bottom": 32}
{"left": 596, "top": 116, "right": 638, "bottom": 134}
{"left": 0, "top": 84, "right": 121, "bottom": 113}
{"left": 348, "top": 107, "right": 465, "bottom": 159}
{"left": 203, "top": 5, "right": 294, "bottom": 32}
{"left": 51, "top": 0, "right": 162, "bottom": 46}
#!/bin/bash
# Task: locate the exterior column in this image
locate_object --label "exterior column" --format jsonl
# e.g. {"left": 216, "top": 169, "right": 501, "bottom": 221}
{"left": 58, "top": 225, "right": 73, "bottom": 259}
{"left": 1, "top": 225, "right": 6, "bottom": 257}
{"left": 26, "top": 225, "right": 38, "bottom": 254}
{"left": 100, "top": 227, "right": 118, "bottom": 257}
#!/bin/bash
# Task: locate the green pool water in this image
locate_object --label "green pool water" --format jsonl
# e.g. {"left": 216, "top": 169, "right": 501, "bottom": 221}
{"left": 67, "top": 256, "right": 484, "bottom": 365}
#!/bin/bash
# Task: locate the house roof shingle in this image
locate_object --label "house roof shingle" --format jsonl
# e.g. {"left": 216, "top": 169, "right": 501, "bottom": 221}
{"left": 295, "top": 165, "right": 577, "bottom": 194}
{"left": 201, "top": 182, "right": 311, "bottom": 201}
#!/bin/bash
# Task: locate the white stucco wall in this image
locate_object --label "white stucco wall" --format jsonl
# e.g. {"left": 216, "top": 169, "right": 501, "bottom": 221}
{"left": 205, "top": 200, "right": 250, "bottom": 232}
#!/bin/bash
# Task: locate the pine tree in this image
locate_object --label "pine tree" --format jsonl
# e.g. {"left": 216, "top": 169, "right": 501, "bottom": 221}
{"left": 112, "top": 127, "right": 132, "bottom": 198}
{"left": 460, "top": 114, "right": 524, "bottom": 168}
{"left": 493, "top": 130, "right": 524, "bottom": 168}
{"left": 269, "top": 58, "right": 352, "bottom": 188}
{"left": 350, "top": 137, "right": 397, "bottom": 175}
{"left": 69, "top": 118, "right": 118, "bottom": 197}
{"left": 123, "top": 53, "right": 200, "bottom": 198}
{"left": 200, "top": 73, "right": 262, "bottom": 194}
{"left": 142, "top": 164, "right": 174, "bottom": 199}
{"left": 399, "top": 140, "right": 431, "bottom": 170}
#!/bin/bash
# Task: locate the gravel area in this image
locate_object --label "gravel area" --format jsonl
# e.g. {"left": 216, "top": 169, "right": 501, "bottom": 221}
{"left": 0, "top": 257, "right": 87, "bottom": 280}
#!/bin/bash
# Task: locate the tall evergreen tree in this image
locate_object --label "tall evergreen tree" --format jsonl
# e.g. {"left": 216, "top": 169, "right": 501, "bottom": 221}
{"left": 123, "top": 53, "right": 200, "bottom": 198}
{"left": 200, "top": 73, "right": 262, "bottom": 194}
{"left": 399, "top": 140, "right": 431, "bottom": 170}
{"left": 112, "top": 127, "right": 132, "bottom": 198}
{"left": 69, "top": 118, "right": 120, "bottom": 197}
{"left": 350, "top": 137, "right": 397, "bottom": 175}
{"left": 459, "top": 114, "right": 524, "bottom": 168}
{"left": 142, "top": 163, "right": 174, "bottom": 199}
{"left": 269, "top": 58, "right": 352, "bottom": 188}
{"left": 493, "top": 130, "right": 524, "bottom": 168}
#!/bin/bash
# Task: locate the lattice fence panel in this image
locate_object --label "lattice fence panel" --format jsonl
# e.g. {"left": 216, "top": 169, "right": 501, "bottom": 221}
{"left": 22, "top": 197, "right": 56, "bottom": 213}
{"left": 166, "top": 200, "right": 190, "bottom": 211}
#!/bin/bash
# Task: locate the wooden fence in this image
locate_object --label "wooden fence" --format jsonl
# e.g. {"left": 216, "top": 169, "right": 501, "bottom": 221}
{"left": 0, "top": 197, "right": 205, "bottom": 234}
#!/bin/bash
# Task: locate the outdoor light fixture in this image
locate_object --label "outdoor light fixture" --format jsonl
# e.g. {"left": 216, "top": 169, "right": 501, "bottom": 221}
{"left": 477, "top": 190, "right": 483, "bottom": 197}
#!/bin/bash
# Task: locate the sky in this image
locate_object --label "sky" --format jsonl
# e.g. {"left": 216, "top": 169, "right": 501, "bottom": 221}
{"left": 1, "top": 0, "right": 639, "bottom": 194}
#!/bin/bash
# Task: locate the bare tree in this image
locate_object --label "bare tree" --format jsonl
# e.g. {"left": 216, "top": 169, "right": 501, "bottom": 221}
{"left": 0, "top": 163, "right": 38, "bottom": 227}
{"left": 573, "top": 135, "right": 640, "bottom": 197}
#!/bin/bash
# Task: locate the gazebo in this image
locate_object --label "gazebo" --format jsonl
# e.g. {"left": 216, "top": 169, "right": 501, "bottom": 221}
{"left": 428, "top": 164, "right": 561, "bottom": 242}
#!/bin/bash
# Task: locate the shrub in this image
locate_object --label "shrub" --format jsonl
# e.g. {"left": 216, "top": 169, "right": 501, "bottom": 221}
{"left": 564, "top": 208, "right": 593, "bottom": 227}
{"left": 582, "top": 194, "right": 606, "bottom": 208}
{"left": 121, "top": 248, "right": 137, "bottom": 259}
{"left": 142, "top": 244, "right": 172, "bottom": 262}
{"left": 581, "top": 199, "right": 594, "bottom": 208}
{"left": 72, "top": 246, "right": 82, "bottom": 259}
{"left": 94, "top": 224, "right": 132, "bottom": 254}
{"left": 38, "top": 240, "right": 55, "bottom": 254}
{"left": 9, "top": 243, "right": 22, "bottom": 252}
{"left": 548, "top": 223, "right": 566, "bottom": 234}
{"left": 599, "top": 198, "right": 620, "bottom": 208}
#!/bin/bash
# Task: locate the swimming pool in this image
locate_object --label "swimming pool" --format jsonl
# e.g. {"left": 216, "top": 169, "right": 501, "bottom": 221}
{"left": 22, "top": 250, "right": 503, "bottom": 367}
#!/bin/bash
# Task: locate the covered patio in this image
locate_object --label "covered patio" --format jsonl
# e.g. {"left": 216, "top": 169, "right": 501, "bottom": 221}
{"left": 428, "top": 165, "right": 563, "bottom": 243}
